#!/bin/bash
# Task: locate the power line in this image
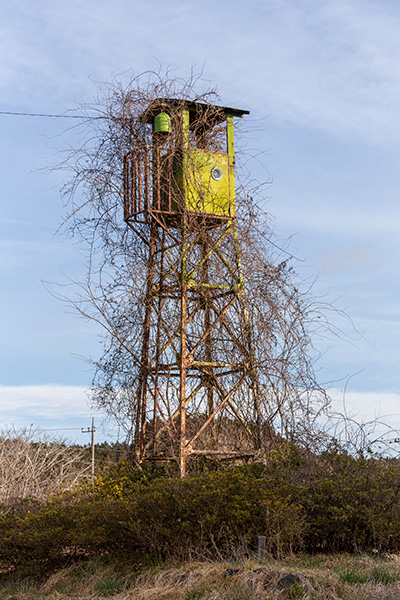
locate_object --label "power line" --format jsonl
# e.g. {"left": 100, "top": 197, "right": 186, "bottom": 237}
{"left": 40, "top": 427, "right": 86, "bottom": 431}
{"left": 0, "top": 110, "right": 95, "bottom": 119}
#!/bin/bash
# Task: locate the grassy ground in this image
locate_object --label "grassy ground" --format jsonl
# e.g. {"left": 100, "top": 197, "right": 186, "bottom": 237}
{"left": 1, "top": 553, "right": 400, "bottom": 599}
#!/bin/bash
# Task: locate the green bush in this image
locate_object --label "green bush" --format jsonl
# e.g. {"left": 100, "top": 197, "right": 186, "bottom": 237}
{"left": 0, "top": 462, "right": 303, "bottom": 574}
{"left": 116, "top": 468, "right": 303, "bottom": 558}
{"left": 301, "top": 450, "right": 400, "bottom": 552}
{"left": 2, "top": 447, "right": 400, "bottom": 577}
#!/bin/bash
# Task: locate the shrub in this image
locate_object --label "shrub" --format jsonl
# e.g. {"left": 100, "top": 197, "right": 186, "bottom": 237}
{"left": 2, "top": 447, "right": 400, "bottom": 577}
{"left": 0, "top": 464, "right": 303, "bottom": 574}
{"left": 301, "top": 450, "right": 400, "bottom": 552}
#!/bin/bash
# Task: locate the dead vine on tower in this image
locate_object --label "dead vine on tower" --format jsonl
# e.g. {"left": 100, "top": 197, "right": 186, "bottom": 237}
{"left": 55, "top": 70, "right": 333, "bottom": 473}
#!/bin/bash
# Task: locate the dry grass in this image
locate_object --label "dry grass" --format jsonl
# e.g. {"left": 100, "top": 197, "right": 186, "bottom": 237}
{"left": 1, "top": 554, "right": 400, "bottom": 599}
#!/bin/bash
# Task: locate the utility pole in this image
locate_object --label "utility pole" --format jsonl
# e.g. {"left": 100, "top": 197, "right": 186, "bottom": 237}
{"left": 82, "top": 417, "right": 96, "bottom": 483}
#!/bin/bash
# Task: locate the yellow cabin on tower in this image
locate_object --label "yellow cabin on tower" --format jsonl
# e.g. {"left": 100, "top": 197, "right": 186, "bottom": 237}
{"left": 123, "top": 99, "right": 249, "bottom": 226}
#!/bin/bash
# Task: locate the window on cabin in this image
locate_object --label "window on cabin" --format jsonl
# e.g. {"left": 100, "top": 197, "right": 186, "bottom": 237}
{"left": 188, "top": 113, "right": 227, "bottom": 154}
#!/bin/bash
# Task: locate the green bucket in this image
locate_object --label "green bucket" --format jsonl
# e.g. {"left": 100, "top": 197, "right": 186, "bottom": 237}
{"left": 154, "top": 112, "right": 171, "bottom": 133}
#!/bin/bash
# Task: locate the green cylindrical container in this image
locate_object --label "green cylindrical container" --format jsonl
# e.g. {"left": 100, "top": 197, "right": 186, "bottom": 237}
{"left": 154, "top": 112, "right": 171, "bottom": 133}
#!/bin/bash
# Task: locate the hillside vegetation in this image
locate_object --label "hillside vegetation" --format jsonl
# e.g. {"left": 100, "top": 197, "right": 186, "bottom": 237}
{"left": 1, "top": 442, "right": 400, "bottom": 583}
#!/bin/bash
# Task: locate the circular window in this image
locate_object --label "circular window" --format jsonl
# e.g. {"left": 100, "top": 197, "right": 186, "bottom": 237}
{"left": 211, "top": 167, "right": 223, "bottom": 181}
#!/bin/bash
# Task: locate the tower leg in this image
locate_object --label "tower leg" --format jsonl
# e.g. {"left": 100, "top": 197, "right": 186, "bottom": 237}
{"left": 134, "top": 220, "right": 157, "bottom": 461}
{"left": 179, "top": 216, "right": 188, "bottom": 478}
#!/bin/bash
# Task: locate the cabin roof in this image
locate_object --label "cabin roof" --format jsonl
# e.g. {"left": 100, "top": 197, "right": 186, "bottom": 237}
{"left": 141, "top": 98, "right": 249, "bottom": 125}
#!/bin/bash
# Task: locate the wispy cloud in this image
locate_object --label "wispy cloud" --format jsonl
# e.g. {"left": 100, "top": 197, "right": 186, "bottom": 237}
{"left": 0, "top": 385, "right": 91, "bottom": 418}
{"left": 1, "top": 0, "right": 400, "bottom": 414}
{"left": 278, "top": 207, "right": 400, "bottom": 236}
{"left": 0, "top": 385, "right": 96, "bottom": 435}
{"left": 322, "top": 244, "right": 377, "bottom": 274}
{"left": 0, "top": 385, "right": 118, "bottom": 442}
{"left": 1, "top": 385, "right": 399, "bottom": 448}
{"left": 329, "top": 387, "right": 400, "bottom": 430}
{"left": 3, "top": 0, "right": 400, "bottom": 145}
{"left": 248, "top": 0, "right": 400, "bottom": 145}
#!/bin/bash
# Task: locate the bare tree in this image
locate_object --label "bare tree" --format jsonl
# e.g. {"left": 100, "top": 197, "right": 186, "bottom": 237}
{"left": 0, "top": 426, "right": 89, "bottom": 503}
{"left": 53, "top": 69, "right": 341, "bottom": 470}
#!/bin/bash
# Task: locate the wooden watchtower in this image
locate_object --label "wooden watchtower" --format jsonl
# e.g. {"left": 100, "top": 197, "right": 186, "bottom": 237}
{"left": 123, "top": 99, "right": 262, "bottom": 476}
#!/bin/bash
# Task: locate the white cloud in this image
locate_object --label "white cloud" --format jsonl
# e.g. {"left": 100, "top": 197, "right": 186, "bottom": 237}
{"left": 279, "top": 206, "right": 400, "bottom": 236}
{"left": 0, "top": 384, "right": 91, "bottom": 419}
{"left": 240, "top": 0, "right": 400, "bottom": 145}
{"left": 328, "top": 388, "right": 400, "bottom": 431}
{"left": 2, "top": 384, "right": 399, "bottom": 427}
{"left": 1, "top": 384, "right": 399, "bottom": 449}
{"left": 3, "top": 0, "right": 400, "bottom": 145}
{"left": 0, "top": 385, "right": 119, "bottom": 443}
{"left": 322, "top": 244, "right": 376, "bottom": 274}
{"left": 1, "top": 0, "right": 400, "bottom": 413}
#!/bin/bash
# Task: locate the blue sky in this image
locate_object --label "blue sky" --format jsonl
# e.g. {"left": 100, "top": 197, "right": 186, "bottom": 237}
{"left": 1, "top": 0, "right": 400, "bottom": 442}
